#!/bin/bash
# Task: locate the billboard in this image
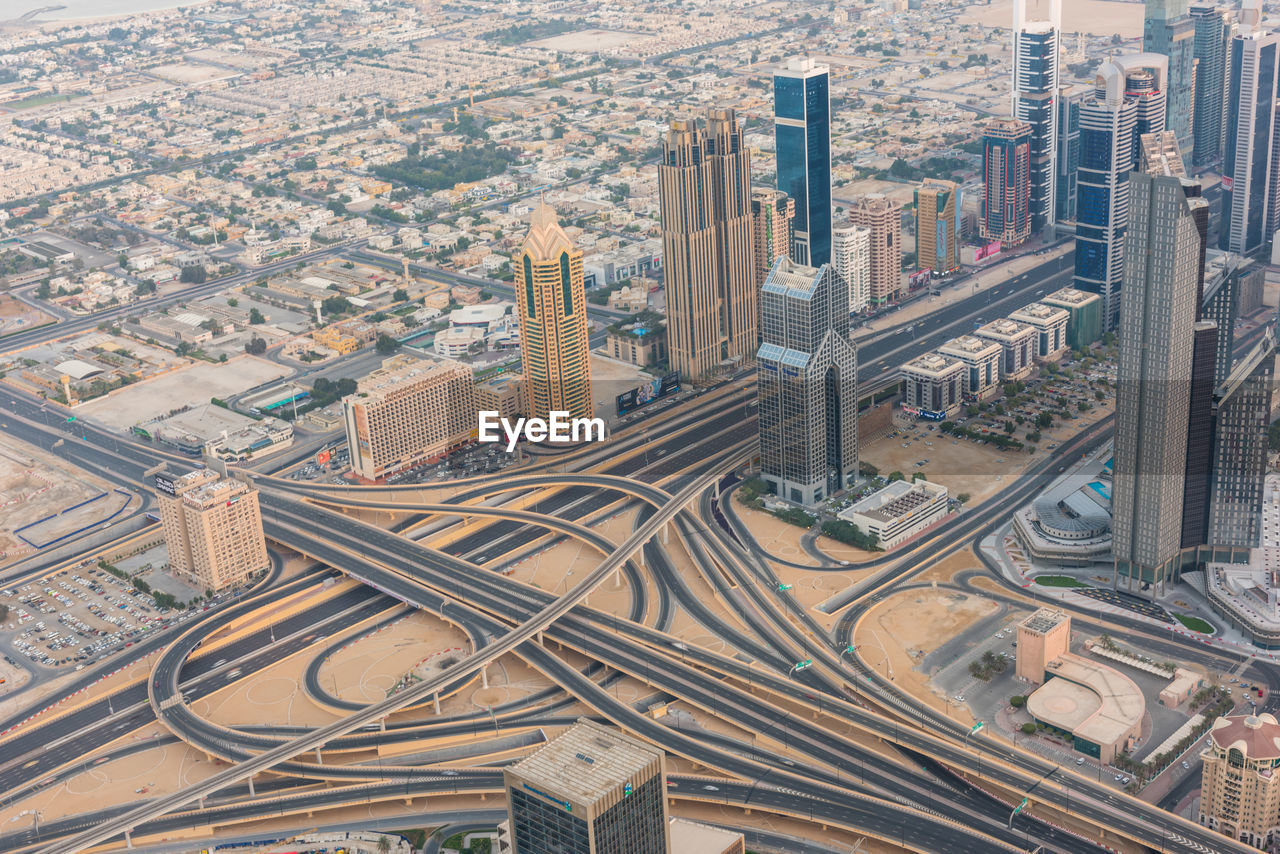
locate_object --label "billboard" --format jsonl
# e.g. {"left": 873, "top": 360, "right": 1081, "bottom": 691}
{"left": 909, "top": 269, "right": 932, "bottom": 290}
{"left": 155, "top": 474, "right": 176, "bottom": 496}
{"left": 616, "top": 371, "right": 681, "bottom": 416}
{"left": 974, "top": 240, "right": 1002, "bottom": 262}
{"left": 316, "top": 450, "right": 331, "bottom": 466}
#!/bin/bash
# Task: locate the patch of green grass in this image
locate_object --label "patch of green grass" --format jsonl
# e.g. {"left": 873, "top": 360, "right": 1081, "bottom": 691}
{"left": 4, "top": 92, "right": 78, "bottom": 109}
{"left": 1033, "top": 575, "right": 1090, "bottom": 588}
{"left": 1174, "top": 613, "right": 1213, "bottom": 634}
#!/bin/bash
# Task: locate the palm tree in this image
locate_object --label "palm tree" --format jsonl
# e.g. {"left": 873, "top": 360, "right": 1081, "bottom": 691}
{"left": 377, "top": 836, "right": 391, "bottom": 854}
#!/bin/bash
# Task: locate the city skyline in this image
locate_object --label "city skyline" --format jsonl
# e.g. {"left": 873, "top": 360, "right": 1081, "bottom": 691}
{"left": 3, "top": 2, "right": 1280, "bottom": 853}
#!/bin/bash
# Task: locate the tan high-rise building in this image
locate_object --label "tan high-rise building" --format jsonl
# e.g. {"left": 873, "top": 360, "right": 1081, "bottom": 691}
{"left": 659, "top": 109, "right": 756, "bottom": 381}
{"left": 750, "top": 188, "right": 794, "bottom": 288}
{"left": 1015, "top": 607, "right": 1071, "bottom": 684}
{"left": 915, "top": 178, "right": 960, "bottom": 274}
{"left": 343, "top": 354, "right": 476, "bottom": 481}
{"left": 849, "top": 195, "right": 902, "bottom": 306}
{"left": 1199, "top": 713, "right": 1280, "bottom": 849}
{"left": 155, "top": 469, "right": 268, "bottom": 593}
{"left": 514, "top": 203, "right": 592, "bottom": 419}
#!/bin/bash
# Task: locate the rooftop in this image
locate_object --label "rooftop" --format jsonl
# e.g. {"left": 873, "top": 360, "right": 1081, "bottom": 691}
{"left": 1029, "top": 653, "right": 1145, "bottom": 748}
{"left": 1210, "top": 714, "right": 1280, "bottom": 761}
{"left": 903, "top": 352, "right": 963, "bottom": 376}
{"left": 508, "top": 720, "right": 663, "bottom": 807}
{"left": 1043, "top": 287, "right": 1101, "bottom": 307}
{"left": 1021, "top": 608, "right": 1069, "bottom": 635}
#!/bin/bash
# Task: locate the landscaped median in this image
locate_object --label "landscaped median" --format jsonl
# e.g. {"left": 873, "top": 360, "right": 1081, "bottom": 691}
{"left": 1032, "top": 575, "right": 1090, "bottom": 588}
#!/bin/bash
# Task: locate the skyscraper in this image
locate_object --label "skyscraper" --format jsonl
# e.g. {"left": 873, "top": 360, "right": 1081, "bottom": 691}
{"left": 832, "top": 221, "right": 870, "bottom": 314}
{"left": 1112, "top": 133, "right": 1205, "bottom": 597}
{"left": 849, "top": 195, "right": 902, "bottom": 306}
{"left": 1221, "top": 2, "right": 1279, "bottom": 254}
{"left": 1056, "top": 85, "right": 1085, "bottom": 222}
{"left": 1012, "top": 0, "right": 1061, "bottom": 232}
{"left": 155, "top": 468, "right": 269, "bottom": 593}
{"left": 1190, "top": 4, "right": 1235, "bottom": 166}
{"left": 658, "top": 109, "right": 756, "bottom": 381}
{"left": 914, "top": 178, "right": 961, "bottom": 274}
{"left": 1208, "top": 329, "right": 1277, "bottom": 547}
{"left": 502, "top": 719, "right": 671, "bottom": 854}
{"left": 514, "top": 203, "right": 593, "bottom": 420}
{"left": 1075, "top": 61, "right": 1138, "bottom": 333}
{"left": 1180, "top": 321, "right": 1219, "bottom": 549}
{"left": 774, "top": 57, "right": 832, "bottom": 266}
{"left": 750, "top": 187, "right": 794, "bottom": 288}
{"left": 1144, "top": 0, "right": 1196, "bottom": 153}
{"left": 981, "top": 117, "right": 1033, "bottom": 246}
{"left": 756, "top": 258, "right": 858, "bottom": 507}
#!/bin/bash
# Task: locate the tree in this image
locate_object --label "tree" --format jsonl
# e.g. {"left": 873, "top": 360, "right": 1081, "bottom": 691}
{"left": 249, "top": 308, "right": 266, "bottom": 324}
{"left": 377, "top": 838, "right": 391, "bottom": 854}
{"left": 392, "top": 288, "right": 409, "bottom": 302}
{"left": 1021, "top": 722, "right": 1037, "bottom": 735}
{"left": 1010, "top": 695, "right": 1026, "bottom": 708}
{"left": 375, "top": 333, "right": 400, "bottom": 354}
{"left": 227, "top": 297, "right": 238, "bottom": 307}
{"left": 245, "top": 337, "right": 267, "bottom": 355}
{"left": 888, "top": 471, "right": 905, "bottom": 482}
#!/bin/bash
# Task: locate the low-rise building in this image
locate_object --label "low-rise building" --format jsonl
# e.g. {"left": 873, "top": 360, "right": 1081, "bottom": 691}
{"left": 475, "top": 374, "right": 526, "bottom": 420}
{"left": 1042, "top": 287, "right": 1102, "bottom": 351}
{"left": 937, "top": 335, "right": 1002, "bottom": 401}
{"left": 838, "top": 479, "right": 948, "bottom": 549}
{"left": 1009, "top": 302, "right": 1070, "bottom": 360}
{"left": 901, "top": 352, "right": 964, "bottom": 419}
{"left": 606, "top": 324, "right": 667, "bottom": 368}
{"left": 974, "top": 318, "right": 1036, "bottom": 381}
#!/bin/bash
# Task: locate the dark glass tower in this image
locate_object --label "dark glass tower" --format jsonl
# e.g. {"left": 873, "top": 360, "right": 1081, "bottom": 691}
{"left": 1190, "top": 4, "right": 1234, "bottom": 166}
{"left": 756, "top": 258, "right": 858, "bottom": 507}
{"left": 774, "top": 57, "right": 832, "bottom": 267}
{"left": 1221, "top": 11, "right": 1279, "bottom": 254}
{"left": 1013, "top": 0, "right": 1061, "bottom": 232}
{"left": 1144, "top": 0, "right": 1196, "bottom": 153}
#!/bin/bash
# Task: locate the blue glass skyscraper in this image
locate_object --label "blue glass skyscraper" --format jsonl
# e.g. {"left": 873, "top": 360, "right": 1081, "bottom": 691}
{"left": 1221, "top": 4, "right": 1280, "bottom": 255}
{"left": 774, "top": 57, "right": 832, "bottom": 267}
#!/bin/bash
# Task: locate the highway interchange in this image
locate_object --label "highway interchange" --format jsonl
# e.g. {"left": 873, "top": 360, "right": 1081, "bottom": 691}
{"left": 0, "top": 248, "right": 1266, "bottom": 854}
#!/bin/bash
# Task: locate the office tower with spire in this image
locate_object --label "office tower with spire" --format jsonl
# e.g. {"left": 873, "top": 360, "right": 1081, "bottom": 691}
{"left": 1221, "top": 0, "right": 1279, "bottom": 254}
{"left": 1112, "top": 133, "right": 1205, "bottom": 597}
{"left": 658, "top": 109, "right": 756, "bottom": 381}
{"left": 774, "top": 57, "right": 832, "bottom": 266}
{"left": 1145, "top": 0, "right": 1196, "bottom": 153}
{"left": 514, "top": 202, "right": 593, "bottom": 421}
{"left": 981, "top": 117, "right": 1033, "bottom": 246}
{"left": 915, "top": 179, "right": 961, "bottom": 274}
{"left": 756, "top": 258, "right": 858, "bottom": 507}
{"left": 750, "top": 188, "right": 795, "bottom": 288}
{"left": 832, "top": 221, "right": 870, "bottom": 313}
{"left": 1190, "top": 4, "right": 1235, "bottom": 166}
{"left": 1012, "top": 0, "right": 1061, "bottom": 232}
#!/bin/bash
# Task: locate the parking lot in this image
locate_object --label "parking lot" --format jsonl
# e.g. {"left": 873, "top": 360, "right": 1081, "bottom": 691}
{"left": 0, "top": 559, "right": 199, "bottom": 672}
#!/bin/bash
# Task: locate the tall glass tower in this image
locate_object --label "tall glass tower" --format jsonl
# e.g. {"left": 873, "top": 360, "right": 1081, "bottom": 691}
{"left": 774, "top": 57, "right": 832, "bottom": 267}
{"left": 1013, "top": 0, "right": 1061, "bottom": 233}
{"left": 1144, "top": 0, "right": 1196, "bottom": 154}
{"left": 756, "top": 259, "right": 858, "bottom": 507}
{"left": 1113, "top": 133, "right": 1205, "bottom": 598}
{"left": 1221, "top": 4, "right": 1280, "bottom": 254}
{"left": 1190, "top": 4, "right": 1234, "bottom": 166}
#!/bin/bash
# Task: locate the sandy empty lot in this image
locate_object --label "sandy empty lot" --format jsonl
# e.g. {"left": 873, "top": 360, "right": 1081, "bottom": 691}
{"left": 75, "top": 356, "right": 291, "bottom": 430}
{"left": 0, "top": 436, "right": 112, "bottom": 563}
{"left": 853, "top": 587, "right": 999, "bottom": 719}
{"left": 964, "top": 0, "right": 1143, "bottom": 38}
